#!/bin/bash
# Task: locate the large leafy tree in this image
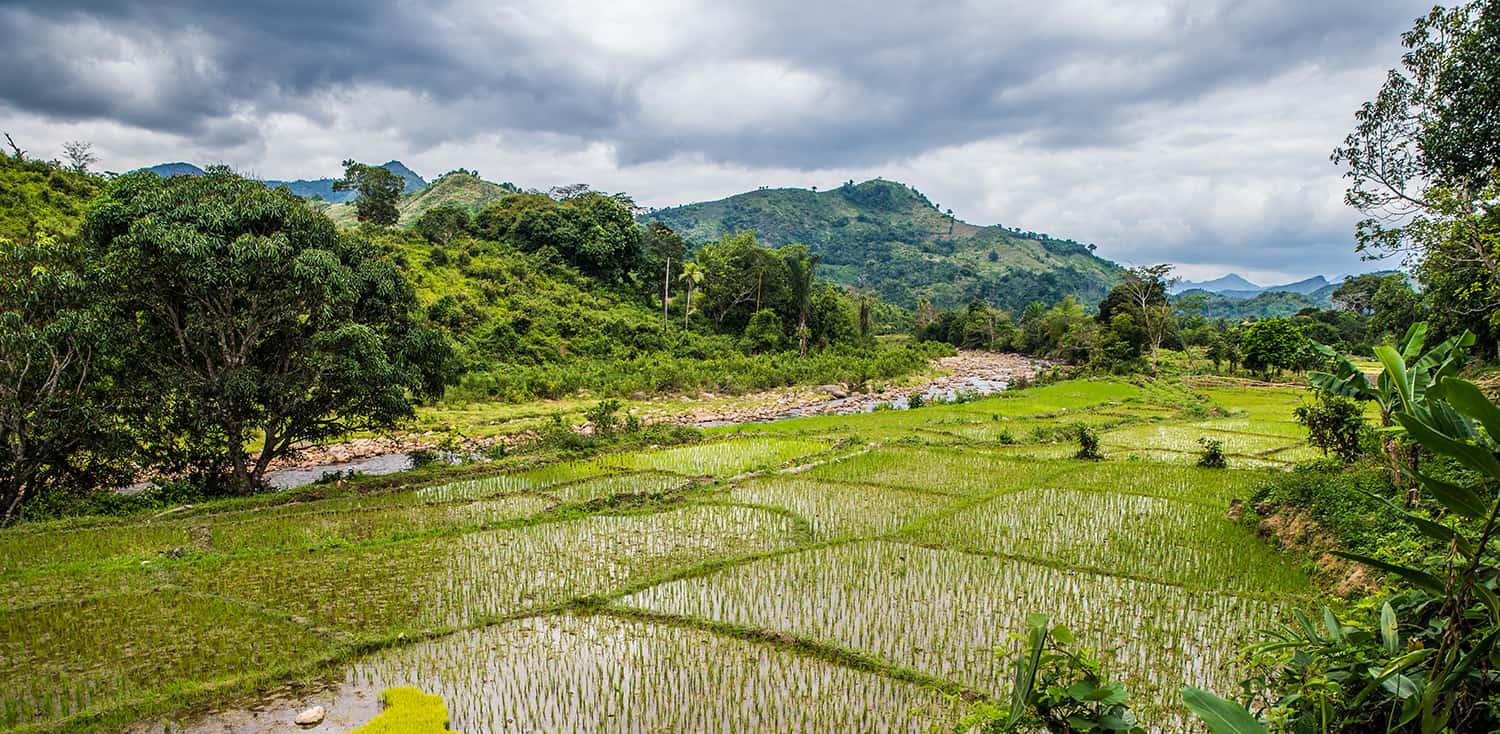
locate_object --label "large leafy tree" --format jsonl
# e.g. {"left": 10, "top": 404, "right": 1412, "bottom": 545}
{"left": 333, "top": 159, "right": 404, "bottom": 226}
{"left": 694, "top": 231, "right": 791, "bottom": 332}
{"left": 1333, "top": 1, "right": 1500, "bottom": 355}
{"left": 0, "top": 234, "right": 131, "bottom": 524}
{"left": 475, "top": 191, "right": 641, "bottom": 280}
{"left": 1240, "top": 318, "right": 1306, "bottom": 375}
{"left": 85, "top": 167, "right": 455, "bottom": 493}
{"left": 1098, "top": 264, "right": 1176, "bottom": 373}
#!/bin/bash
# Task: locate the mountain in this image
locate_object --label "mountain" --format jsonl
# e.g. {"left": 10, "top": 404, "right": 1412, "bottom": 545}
{"left": 141, "top": 162, "right": 206, "bottom": 178}
{"left": 138, "top": 160, "right": 426, "bottom": 203}
{"left": 1169, "top": 273, "right": 1260, "bottom": 295}
{"left": 315, "top": 170, "right": 519, "bottom": 226}
{"left": 1172, "top": 273, "right": 1333, "bottom": 301}
{"left": 645, "top": 179, "right": 1120, "bottom": 310}
{"left": 263, "top": 160, "right": 425, "bottom": 203}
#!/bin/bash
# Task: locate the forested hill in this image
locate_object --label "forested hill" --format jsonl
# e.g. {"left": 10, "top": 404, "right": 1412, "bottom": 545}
{"left": 314, "top": 170, "right": 519, "bottom": 226}
{"left": 645, "top": 179, "right": 1121, "bottom": 310}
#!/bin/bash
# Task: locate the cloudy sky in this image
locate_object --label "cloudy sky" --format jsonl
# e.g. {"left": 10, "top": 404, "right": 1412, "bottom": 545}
{"left": 0, "top": 1, "right": 1434, "bottom": 283}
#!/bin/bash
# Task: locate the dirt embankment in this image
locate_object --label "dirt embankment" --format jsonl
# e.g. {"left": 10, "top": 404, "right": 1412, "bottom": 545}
{"left": 1252, "top": 507, "right": 1380, "bottom": 597}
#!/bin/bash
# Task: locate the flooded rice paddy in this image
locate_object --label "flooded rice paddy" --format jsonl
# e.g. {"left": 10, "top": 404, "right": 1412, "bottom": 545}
{"left": 1, "top": 378, "right": 1323, "bottom": 733}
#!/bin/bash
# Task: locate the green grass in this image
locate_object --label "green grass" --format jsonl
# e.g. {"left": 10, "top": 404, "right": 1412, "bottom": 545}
{"left": 0, "top": 375, "right": 1325, "bottom": 733}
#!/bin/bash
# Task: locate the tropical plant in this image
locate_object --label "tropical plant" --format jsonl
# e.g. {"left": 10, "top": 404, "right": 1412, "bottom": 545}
{"left": 1191, "top": 373, "right": 1500, "bottom": 734}
{"left": 1196, "top": 437, "right": 1227, "bottom": 469}
{"left": 958, "top": 614, "right": 1145, "bottom": 733}
{"left": 1309, "top": 321, "right": 1474, "bottom": 489}
{"left": 334, "top": 159, "right": 405, "bottom": 226}
{"left": 678, "top": 261, "right": 704, "bottom": 329}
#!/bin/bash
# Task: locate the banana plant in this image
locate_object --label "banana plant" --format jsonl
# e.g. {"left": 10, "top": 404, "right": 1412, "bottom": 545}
{"left": 1307, "top": 322, "right": 1474, "bottom": 495}
{"left": 1188, "top": 376, "right": 1500, "bottom": 734}
{"left": 1345, "top": 375, "right": 1500, "bottom": 733}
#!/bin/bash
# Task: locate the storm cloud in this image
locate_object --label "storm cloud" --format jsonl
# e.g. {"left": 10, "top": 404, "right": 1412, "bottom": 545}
{"left": 0, "top": 0, "right": 1437, "bottom": 281}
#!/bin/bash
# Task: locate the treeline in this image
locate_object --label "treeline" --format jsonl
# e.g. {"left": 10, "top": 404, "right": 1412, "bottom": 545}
{"left": 0, "top": 152, "right": 941, "bottom": 522}
{"left": 916, "top": 265, "right": 1440, "bottom": 376}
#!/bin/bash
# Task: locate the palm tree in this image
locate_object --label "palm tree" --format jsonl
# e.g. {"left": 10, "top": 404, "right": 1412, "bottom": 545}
{"left": 678, "top": 262, "right": 704, "bottom": 330}
{"left": 783, "top": 247, "right": 820, "bottom": 357}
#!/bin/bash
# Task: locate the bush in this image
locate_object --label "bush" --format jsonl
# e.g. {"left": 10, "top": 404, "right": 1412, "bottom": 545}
{"left": 1293, "top": 392, "right": 1368, "bottom": 463}
{"left": 584, "top": 399, "right": 623, "bottom": 436}
{"left": 1196, "top": 437, "right": 1226, "bottom": 469}
{"left": 1074, "top": 426, "right": 1103, "bottom": 461}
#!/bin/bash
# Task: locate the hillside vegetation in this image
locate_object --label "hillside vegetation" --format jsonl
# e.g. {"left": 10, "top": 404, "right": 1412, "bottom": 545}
{"left": 647, "top": 179, "right": 1121, "bottom": 310}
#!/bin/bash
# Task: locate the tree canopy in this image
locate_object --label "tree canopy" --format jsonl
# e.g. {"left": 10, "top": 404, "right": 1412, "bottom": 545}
{"left": 85, "top": 167, "right": 455, "bottom": 492}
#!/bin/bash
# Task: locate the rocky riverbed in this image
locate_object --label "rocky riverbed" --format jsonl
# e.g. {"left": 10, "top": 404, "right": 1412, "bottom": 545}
{"left": 254, "top": 350, "right": 1045, "bottom": 488}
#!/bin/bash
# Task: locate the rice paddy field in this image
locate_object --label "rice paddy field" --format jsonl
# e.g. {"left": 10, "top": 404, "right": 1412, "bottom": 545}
{"left": 0, "top": 377, "right": 1326, "bottom": 733}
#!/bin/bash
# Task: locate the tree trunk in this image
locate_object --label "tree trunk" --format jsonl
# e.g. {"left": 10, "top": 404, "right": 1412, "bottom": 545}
{"left": 1, "top": 482, "right": 24, "bottom": 527}
{"left": 661, "top": 257, "right": 671, "bottom": 330}
{"left": 683, "top": 283, "right": 692, "bottom": 330}
{"left": 798, "top": 309, "right": 808, "bottom": 358}
{"left": 226, "top": 422, "right": 254, "bottom": 495}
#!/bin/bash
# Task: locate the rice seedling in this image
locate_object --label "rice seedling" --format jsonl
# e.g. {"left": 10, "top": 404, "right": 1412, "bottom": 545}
{"left": 904, "top": 488, "right": 1312, "bottom": 594}
{"left": 415, "top": 457, "right": 620, "bottom": 503}
{"left": 1099, "top": 424, "right": 1302, "bottom": 458}
{"left": 620, "top": 540, "right": 1284, "bottom": 727}
{"left": 605, "top": 437, "right": 828, "bottom": 477}
{"left": 343, "top": 614, "right": 956, "bottom": 733}
{"left": 177, "top": 505, "right": 801, "bottom": 634}
{"left": 0, "top": 377, "right": 1328, "bottom": 733}
{"left": 728, "top": 476, "right": 961, "bottom": 539}
{"left": 544, "top": 472, "right": 694, "bottom": 504}
{"left": 800, "top": 446, "right": 1079, "bottom": 495}
{"left": 0, "top": 591, "right": 337, "bottom": 731}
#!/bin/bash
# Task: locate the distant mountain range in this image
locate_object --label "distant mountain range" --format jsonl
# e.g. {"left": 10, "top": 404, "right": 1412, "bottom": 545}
{"left": 1170, "top": 273, "right": 1335, "bottom": 300}
{"left": 137, "top": 160, "right": 427, "bottom": 203}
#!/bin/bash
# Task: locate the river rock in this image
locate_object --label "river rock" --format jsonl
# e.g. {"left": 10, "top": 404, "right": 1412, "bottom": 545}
{"left": 821, "top": 384, "right": 849, "bottom": 398}
{"left": 294, "top": 706, "right": 325, "bottom": 726}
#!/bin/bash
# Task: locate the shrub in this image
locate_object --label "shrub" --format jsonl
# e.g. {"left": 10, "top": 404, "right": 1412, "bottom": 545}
{"left": 1074, "top": 426, "right": 1103, "bottom": 461}
{"left": 1196, "top": 437, "right": 1226, "bottom": 469}
{"left": 585, "top": 399, "right": 623, "bottom": 436}
{"left": 1293, "top": 392, "right": 1367, "bottom": 463}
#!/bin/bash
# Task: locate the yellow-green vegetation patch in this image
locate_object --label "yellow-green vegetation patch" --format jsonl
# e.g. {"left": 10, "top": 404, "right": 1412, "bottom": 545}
{"left": 2, "top": 496, "right": 553, "bottom": 573}
{"left": 606, "top": 437, "right": 828, "bottom": 477}
{"left": 349, "top": 687, "right": 450, "bottom": 734}
{"left": 729, "top": 475, "right": 961, "bottom": 539}
{"left": 0, "top": 591, "right": 337, "bottom": 731}
{"left": 1197, "top": 385, "right": 1306, "bottom": 420}
{"left": 972, "top": 379, "right": 1147, "bottom": 416}
{"left": 0, "top": 523, "right": 192, "bottom": 573}
{"left": 801, "top": 446, "right": 1079, "bottom": 495}
{"left": 1186, "top": 417, "right": 1308, "bottom": 439}
{"left": 177, "top": 505, "right": 801, "bottom": 633}
{"left": 905, "top": 488, "right": 1311, "bottom": 594}
{"left": 345, "top": 614, "right": 954, "bottom": 732}
{"left": 620, "top": 540, "right": 1282, "bottom": 725}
